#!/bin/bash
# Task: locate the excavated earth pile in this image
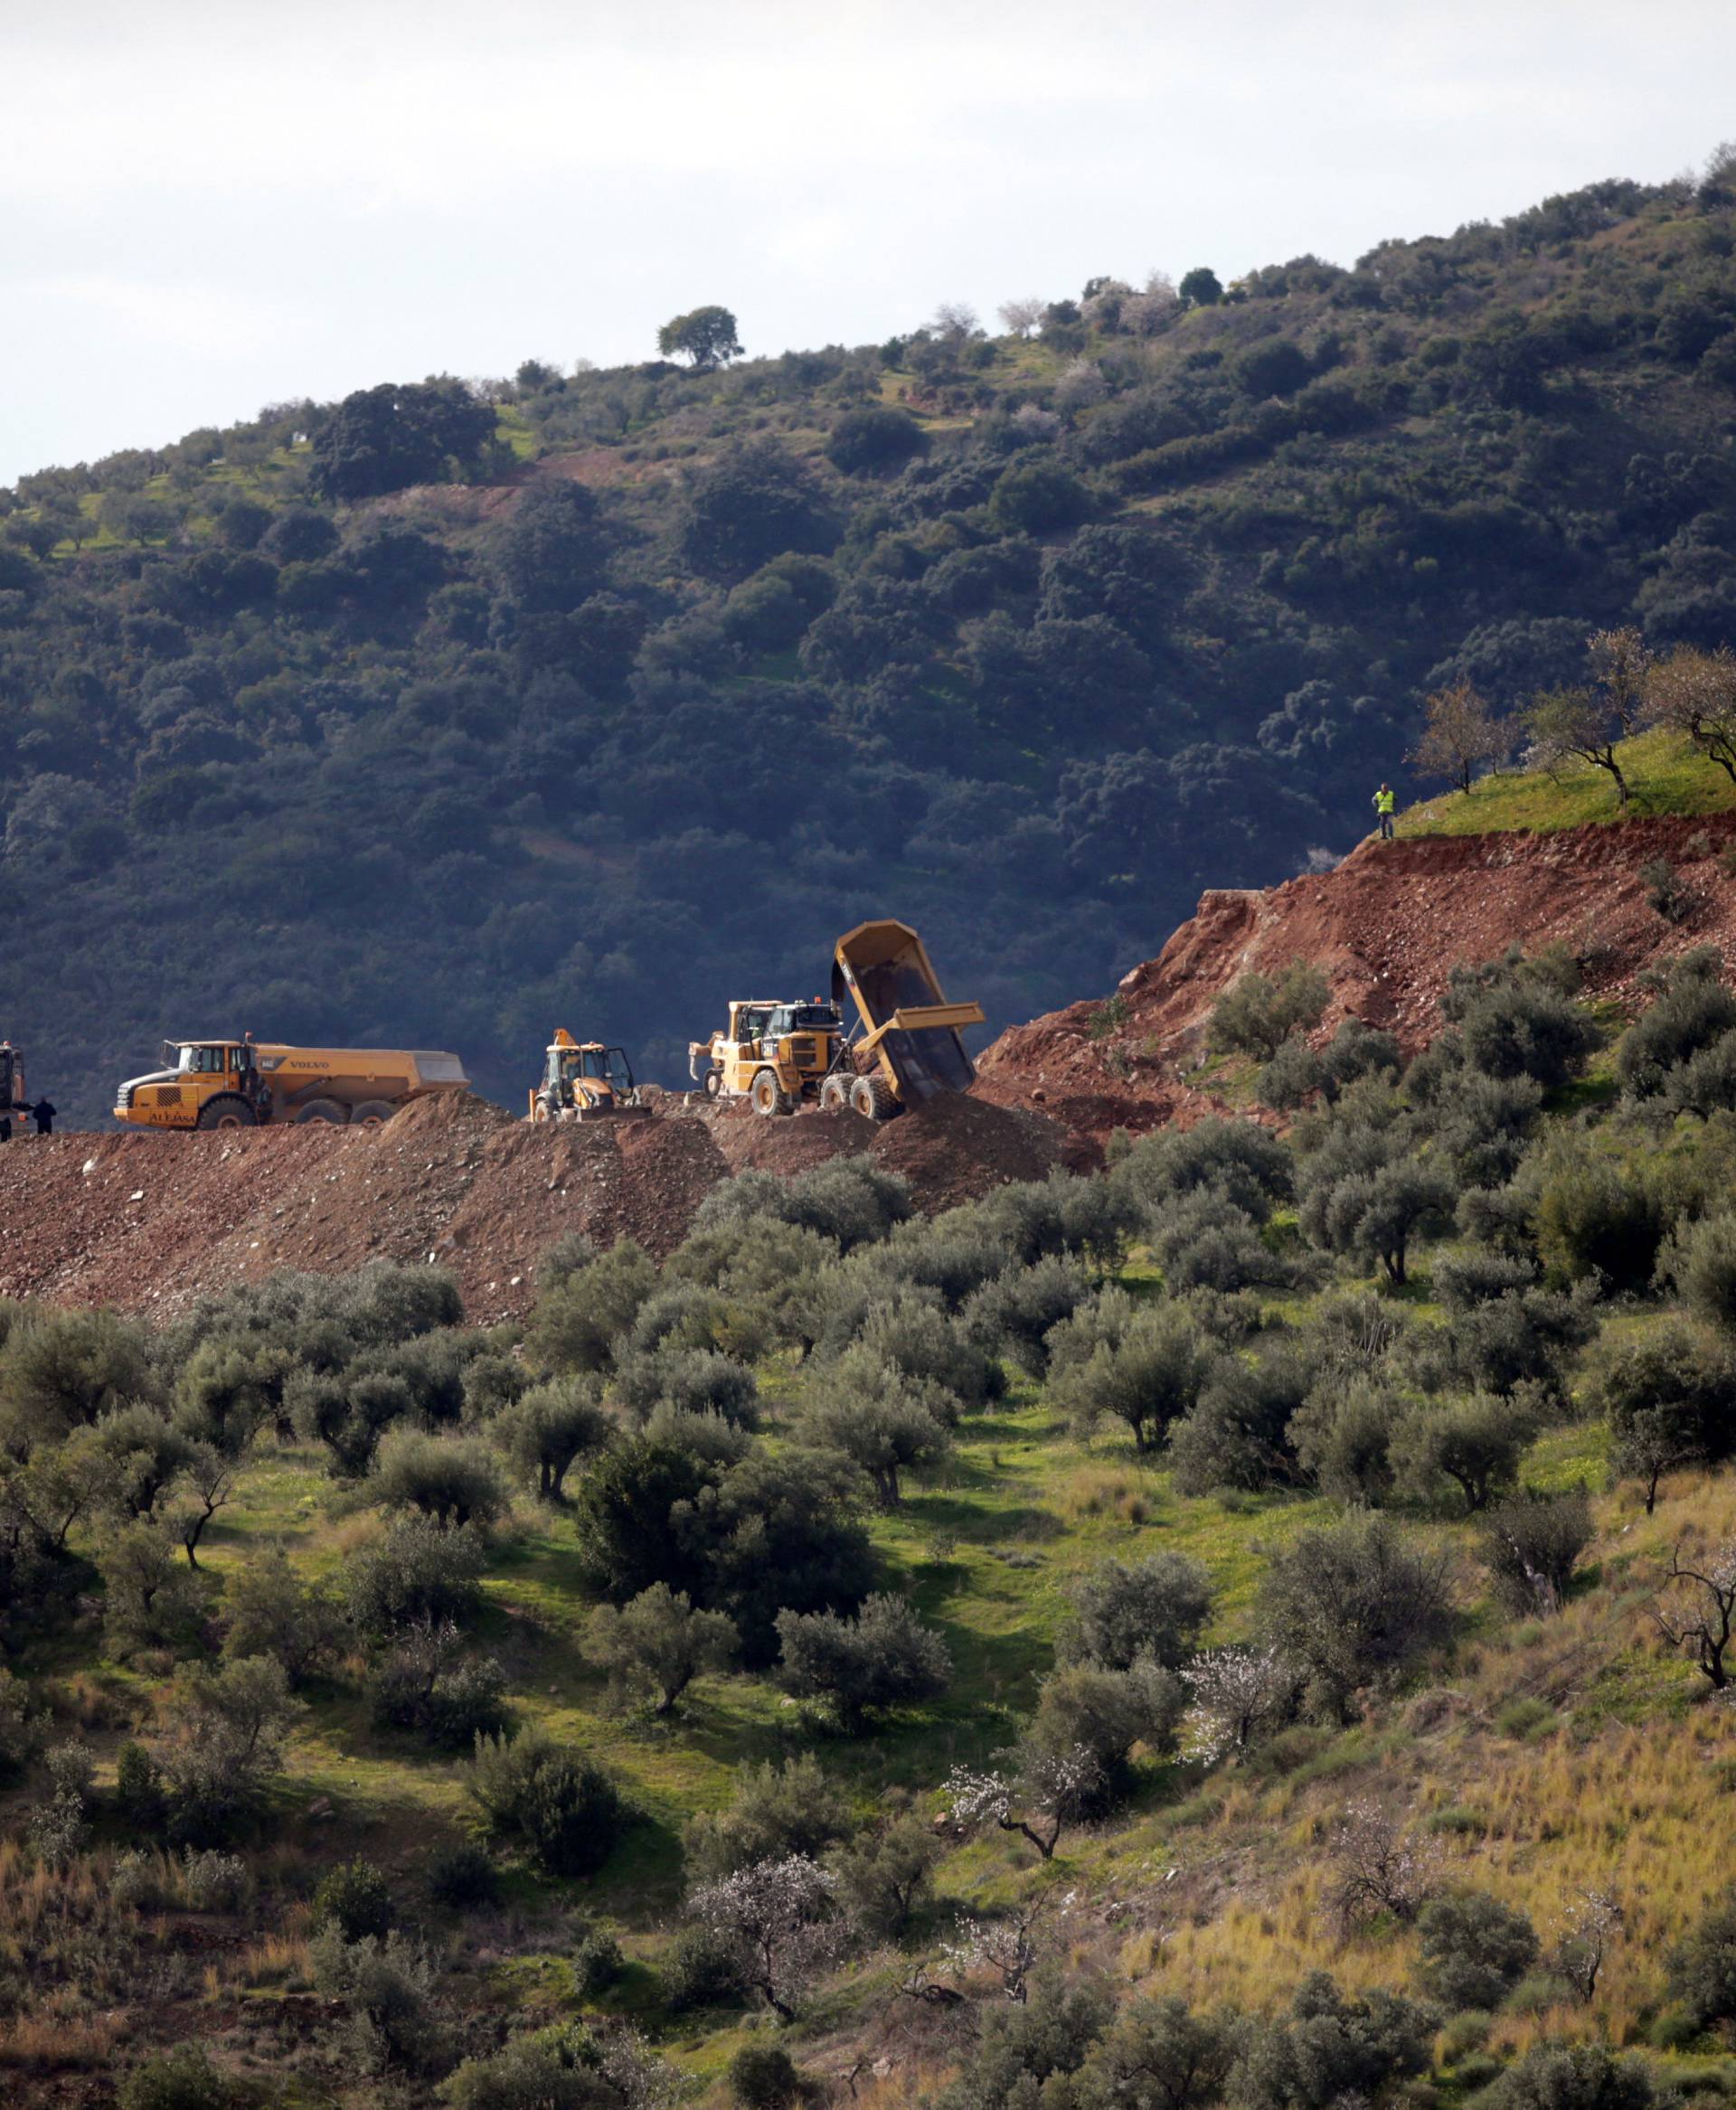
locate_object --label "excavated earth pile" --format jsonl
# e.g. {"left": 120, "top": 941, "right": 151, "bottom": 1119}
{"left": 974, "top": 812, "right": 1736, "bottom": 1144}
{"left": 0, "top": 1088, "right": 1082, "bottom": 1323}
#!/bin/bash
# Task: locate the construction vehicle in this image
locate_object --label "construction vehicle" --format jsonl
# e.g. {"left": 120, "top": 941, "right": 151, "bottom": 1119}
{"left": 528, "top": 1030, "right": 645, "bottom": 1121}
{"left": 689, "top": 999, "right": 846, "bottom": 1115}
{"left": 826, "top": 918, "right": 985, "bottom": 1119}
{"left": 0, "top": 1041, "right": 24, "bottom": 1133}
{"left": 114, "top": 1037, "right": 469, "bottom": 1131}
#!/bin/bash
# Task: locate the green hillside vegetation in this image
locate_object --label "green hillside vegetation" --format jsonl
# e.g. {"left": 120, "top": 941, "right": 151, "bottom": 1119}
{"left": 5, "top": 950, "right": 1736, "bottom": 2105}
{"left": 13, "top": 155, "right": 1736, "bottom": 1117}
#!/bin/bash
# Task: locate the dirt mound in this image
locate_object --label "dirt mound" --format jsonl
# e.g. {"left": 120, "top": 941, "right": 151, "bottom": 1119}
{"left": 975, "top": 812, "right": 1736, "bottom": 1143}
{"left": 0, "top": 1084, "right": 1086, "bottom": 1325}
{"left": 871, "top": 1090, "right": 1093, "bottom": 1208}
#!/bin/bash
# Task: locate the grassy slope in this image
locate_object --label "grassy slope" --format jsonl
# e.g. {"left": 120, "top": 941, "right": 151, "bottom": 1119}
{"left": 1402, "top": 729, "right": 1736, "bottom": 837}
{"left": 16, "top": 1237, "right": 1736, "bottom": 2103}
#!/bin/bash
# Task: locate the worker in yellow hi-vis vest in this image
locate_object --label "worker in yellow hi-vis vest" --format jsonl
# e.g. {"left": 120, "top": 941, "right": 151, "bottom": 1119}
{"left": 1373, "top": 783, "right": 1396, "bottom": 840}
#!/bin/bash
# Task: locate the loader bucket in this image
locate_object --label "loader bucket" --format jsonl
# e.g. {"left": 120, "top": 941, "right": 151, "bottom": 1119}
{"left": 832, "top": 919, "right": 983, "bottom": 1107}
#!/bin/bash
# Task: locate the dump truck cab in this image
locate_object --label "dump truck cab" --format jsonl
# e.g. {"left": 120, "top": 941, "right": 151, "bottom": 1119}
{"left": 826, "top": 918, "right": 985, "bottom": 1119}
{"left": 688, "top": 998, "right": 844, "bottom": 1116}
{"left": 529, "top": 1030, "right": 642, "bottom": 1120}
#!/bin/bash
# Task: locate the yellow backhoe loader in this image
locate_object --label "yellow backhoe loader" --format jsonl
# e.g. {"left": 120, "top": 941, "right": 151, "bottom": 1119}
{"left": 115, "top": 1037, "right": 469, "bottom": 1131}
{"left": 825, "top": 918, "right": 985, "bottom": 1119}
{"left": 688, "top": 999, "right": 846, "bottom": 1115}
{"left": 528, "top": 1030, "right": 646, "bottom": 1120}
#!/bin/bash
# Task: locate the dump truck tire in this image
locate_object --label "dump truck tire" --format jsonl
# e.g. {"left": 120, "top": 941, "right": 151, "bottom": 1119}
{"left": 351, "top": 1100, "right": 397, "bottom": 1128}
{"left": 196, "top": 1095, "right": 258, "bottom": 1131}
{"left": 295, "top": 1098, "right": 347, "bottom": 1125}
{"left": 750, "top": 1069, "right": 792, "bottom": 1116}
{"left": 819, "top": 1075, "right": 851, "bottom": 1112}
{"left": 849, "top": 1074, "right": 898, "bottom": 1121}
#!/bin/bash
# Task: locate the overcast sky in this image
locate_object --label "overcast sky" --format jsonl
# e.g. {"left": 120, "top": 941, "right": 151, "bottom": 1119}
{"left": 5, "top": 0, "right": 1735, "bottom": 487}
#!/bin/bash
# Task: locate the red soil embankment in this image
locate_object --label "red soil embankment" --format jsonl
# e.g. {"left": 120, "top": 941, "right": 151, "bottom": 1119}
{"left": 973, "top": 813, "right": 1736, "bottom": 1143}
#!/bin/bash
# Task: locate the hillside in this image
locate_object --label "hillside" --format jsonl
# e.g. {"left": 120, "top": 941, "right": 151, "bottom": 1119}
{"left": 10, "top": 163, "right": 1736, "bottom": 1123}
{"left": 5, "top": 865, "right": 1736, "bottom": 2109}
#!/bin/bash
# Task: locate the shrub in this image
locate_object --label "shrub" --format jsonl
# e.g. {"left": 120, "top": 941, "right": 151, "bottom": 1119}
{"left": 1390, "top": 1393, "right": 1532, "bottom": 1512}
{"left": 731, "top": 2043, "right": 803, "bottom": 2110}
{"left": 798, "top": 1353, "right": 952, "bottom": 1505}
{"left": 1059, "top": 1553, "right": 1212, "bottom": 1672}
{"left": 179, "top": 1848, "right": 248, "bottom": 1910}
{"left": 427, "top": 1840, "right": 500, "bottom": 1909}
{"left": 490, "top": 1376, "right": 612, "bottom": 1501}
{"left": 1210, "top": 965, "right": 1330, "bottom": 1062}
{"left": 313, "top": 1858, "right": 396, "bottom": 1942}
{"left": 965, "top": 1256, "right": 1092, "bottom": 1377}
{"left": 115, "top": 1740, "right": 165, "bottom": 1828}
{"left": 524, "top": 1241, "right": 657, "bottom": 1377}
{"left": 1597, "top": 1318, "right": 1736, "bottom": 1506}
{"left": 1482, "top": 1490, "right": 1595, "bottom": 1613}
{"left": 1480, "top": 2044, "right": 1657, "bottom": 2110}
{"left": 1416, "top": 1889, "right": 1540, "bottom": 2010}
{"left": 775, "top": 1592, "right": 951, "bottom": 1732}
{"left": 118, "top": 2046, "right": 234, "bottom": 2110}
{"left": 220, "top": 1545, "right": 342, "bottom": 1683}
{"left": 1069, "top": 1994, "right": 1237, "bottom": 2110}
{"left": 1664, "top": 1212, "right": 1736, "bottom": 1333}
{"left": 573, "top": 1925, "right": 625, "bottom": 1996}
{"left": 1535, "top": 1154, "right": 1666, "bottom": 1292}
{"left": 1258, "top": 1513, "right": 1453, "bottom": 1720}
{"left": 662, "top": 1921, "right": 748, "bottom": 2011}
{"left": 1051, "top": 1299, "right": 1217, "bottom": 1452}
{"left": 586, "top": 1584, "right": 738, "bottom": 1714}
{"left": 368, "top": 1427, "right": 506, "bottom": 1528}
{"left": 310, "top": 1925, "right": 445, "bottom": 2075}
{"left": 0, "top": 1306, "right": 156, "bottom": 1451}
{"left": 1231, "top": 1970, "right": 1434, "bottom": 2110}
{"left": 1113, "top": 1117, "right": 1293, "bottom": 1222}
{"left": 368, "top": 1625, "right": 510, "bottom": 1746}
{"left": 684, "top": 1754, "right": 852, "bottom": 1882}
{"left": 1029, "top": 1660, "right": 1185, "bottom": 1790}
{"left": 829, "top": 1807, "right": 938, "bottom": 1937}
{"left": 1669, "top": 1887, "right": 1736, "bottom": 2029}
{"left": 1170, "top": 1347, "right": 1315, "bottom": 1494}
{"left": 346, "top": 1515, "right": 485, "bottom": 1638}
{"left": 1618, "top": 950, "right": 1736, "bottom": 1098}
{"left": 467, "top": 1730, "right": 631, "bottom": 1878}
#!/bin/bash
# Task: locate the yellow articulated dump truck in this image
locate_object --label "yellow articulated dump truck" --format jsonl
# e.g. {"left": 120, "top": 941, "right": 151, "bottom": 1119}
{"left": 114, "top": 1036, "right": 469, "bottom": 1131}
{"left": 827, "top": 918, "right": 985, "bottom": 1120}
{"left": 528, "top": 1030, "right": 645, "bottom": 1121}
{"left": 689, "top": 1000, "right": 846, "bottom": 1115}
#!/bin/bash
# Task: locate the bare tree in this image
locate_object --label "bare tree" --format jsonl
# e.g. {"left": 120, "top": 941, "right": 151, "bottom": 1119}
{"left": 1587, "top": 625, "right": 1653, "bottom": 731}
{"left": 1326, "top": 1799, "right": 1440, "bottom": 1933}
{"left": 1525, "top": 685, "right": 1631, "bottom": 805}
{"left": 1644, "top": 645, "right": 1736, "bottom": 785}
{"left": 943, "top": 1744, "right": 1100, "bottom": 1861}
{"left": 1651, "top": 1541, "right": 1736, "bottom": 1689}
{"left": 930, "top": 302, "right": 980, "bottom": 343}
{"left": 1410, "top": 681, "right": 1510, "bottom": 795}
{"left": 997, "top": 297, "right": 1045, "bottom": 339}
{"left": 688, "top": 1854, "right": 844, "bottom": 2021}
{"left": 1180, "top": 1646, "right": 1297, "bottom": 1763}
{"left": 170, "top": 1444, "right": 240, "bottom": 1569}
{"left": 942, "top": 1899, "right": 1047, "bottom": 2003}
{"left": 1552, "top": 1888, "right": 1623, "bottom": 2002}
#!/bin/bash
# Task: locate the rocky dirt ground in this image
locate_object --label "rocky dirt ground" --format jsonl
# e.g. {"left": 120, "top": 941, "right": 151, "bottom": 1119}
{"left": 974, "top": 810, "right": 1736, "bottom": 1141}
{"left": 0, "top": 1088, "right": 1077, "bottom": 1325}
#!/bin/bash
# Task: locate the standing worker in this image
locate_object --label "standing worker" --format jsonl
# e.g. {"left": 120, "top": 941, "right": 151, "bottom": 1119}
{"left": 31, "top": 1097, "right": 56, "bottom": 1136}
{"left": 1373, "top": 783, "right": 1396, "bottom": 841}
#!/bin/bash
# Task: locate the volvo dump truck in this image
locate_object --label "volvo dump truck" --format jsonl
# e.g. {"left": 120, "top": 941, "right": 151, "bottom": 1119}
{"left": 0, "top": 1041, "right": 24, "bottom": 1135}
{"left": 688, "top": 999, "right": 846, "bottom": 1115}
{"left": 528, "top": 1030, "right": 645, "bottom": 1121}
{"left": 115, "top": 1038, "right": 469, "bottom": 1131}
{"left": 826, "top": 918, "right": 985, "bottom": 1119}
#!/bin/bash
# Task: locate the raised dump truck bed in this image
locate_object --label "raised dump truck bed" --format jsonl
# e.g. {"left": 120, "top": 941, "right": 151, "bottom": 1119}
{"left": 832, "top": 919, "right": 985, "bottom": 1117}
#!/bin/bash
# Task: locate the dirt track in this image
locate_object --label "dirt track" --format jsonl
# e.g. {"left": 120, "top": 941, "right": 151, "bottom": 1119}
{"left": 975, "top": 812, "right": 1736, "bottom": 1141}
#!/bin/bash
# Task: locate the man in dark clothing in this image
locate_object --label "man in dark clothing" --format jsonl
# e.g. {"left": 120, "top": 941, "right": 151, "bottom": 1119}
{"left": 31, "top": 1099, "right": 56, "bottom": 1136}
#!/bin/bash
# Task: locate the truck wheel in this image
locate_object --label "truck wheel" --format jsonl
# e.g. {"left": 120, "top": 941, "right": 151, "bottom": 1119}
{"left": 819, "top": 1075, "right": 851, "bottom": 1113}
{"left": 351, "top": 1101, "right": 397, "bottom": 1128}
{"left": 849, "top": 1074, "right": 898, "bottom": 1121}
{"left": 750, "top": 1069, "right": 792, "bottom": 1116}
{"left": 295, "top": 1098, "right": 347, "bottom": 1125}
{"left": 196, "top": 1095, "right": 258, "bottom": 1131}
{"left": 703, "top": 1068, "right": 723, "bottom": 1099}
